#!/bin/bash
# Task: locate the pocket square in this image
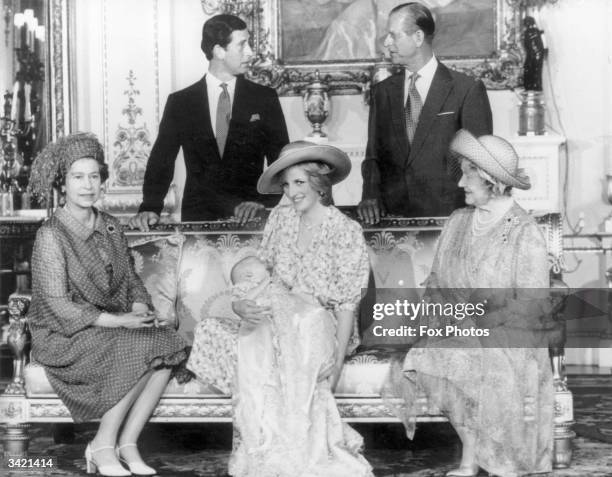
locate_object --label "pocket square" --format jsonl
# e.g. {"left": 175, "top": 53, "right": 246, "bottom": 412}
{"left": 249, "top": 114, "right": 261, "bottom": 122}
{"left": 437, "top": 111, "right": 455, "bottom": 116}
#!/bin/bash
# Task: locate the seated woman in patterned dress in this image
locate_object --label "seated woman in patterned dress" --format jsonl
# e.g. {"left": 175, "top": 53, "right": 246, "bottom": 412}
{"left": 188, "top": 141, "right": 373, "bottom": 477}
{"left": 386, "top": 130, "right": 554, "bottom": 477}
{"left": 27, "top": 133, "right": 188, "bottom": 477}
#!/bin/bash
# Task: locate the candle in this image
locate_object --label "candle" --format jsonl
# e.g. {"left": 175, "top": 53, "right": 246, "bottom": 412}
{"left": 31, "top": 18, "right": 38, "bottom": 49}
{"left": 20, "top": 25, "right": 26, "bottom": 49}
{"left": 30, "top": 18, "right": 38, "bottom": 49}
{"left": 35, "top": 25, "right": 45, "bottom": 42}
{"left": 24, "top": 10, "right": 35, "bottom": 48}
{"left": 13, "top": 13, "right": 25, "bottom": 27}
{"left": 24, "top": 9, "right": 34, "bottom": 23}
{"left": 24, "top": 83, "right": 32, "bottom": 122}
{"left": 10, "top": 81, "right": 19, "bottom": 121}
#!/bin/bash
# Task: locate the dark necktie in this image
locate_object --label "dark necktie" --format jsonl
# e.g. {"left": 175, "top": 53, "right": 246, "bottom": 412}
{"left": 216, "top": 83, "right": 231, "bottom": 156}
{"left": 405, "top": 73, "right": 422, "bottom": 145}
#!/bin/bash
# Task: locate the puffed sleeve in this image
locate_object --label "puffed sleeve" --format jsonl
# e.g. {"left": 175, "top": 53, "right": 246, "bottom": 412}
{"left": 258, "top": 205, "right": 283, "bottom": 268}
{"left": 30, "top": 226, "right": 101, "bottom": 337}
{"left": 328, "top": 219, "right": 370, "bottom": 313}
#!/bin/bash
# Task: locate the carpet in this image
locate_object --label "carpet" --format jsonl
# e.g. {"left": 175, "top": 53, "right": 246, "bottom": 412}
{"left": 570, "top": 376, "right": 612, "bottom": 445}
{"left": 4, "top": 377, "right": 612, "bottom": 477}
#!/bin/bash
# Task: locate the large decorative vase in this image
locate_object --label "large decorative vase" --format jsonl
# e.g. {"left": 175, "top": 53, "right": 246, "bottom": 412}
{"left": 303, "top": 70, "right": 330, "bottom": 139}
{"left": 518, "top": 90, "right": 546, "bottom": 136}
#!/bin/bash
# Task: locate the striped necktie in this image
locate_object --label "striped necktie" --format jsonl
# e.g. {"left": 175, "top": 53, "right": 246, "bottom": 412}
{"left": 405, "top": 72, "right": 422, "bottom": 145}
{"left": 216, "top": 83, "right": 231, "bottom": 157}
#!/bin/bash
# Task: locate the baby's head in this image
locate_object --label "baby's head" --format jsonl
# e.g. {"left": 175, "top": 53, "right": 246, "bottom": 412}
{"left": 230, "top": 256, "right": 270, "bottom": 285}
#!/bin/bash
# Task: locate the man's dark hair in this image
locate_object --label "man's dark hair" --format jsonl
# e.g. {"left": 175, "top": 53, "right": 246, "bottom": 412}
{"left": 201, "top": 14, "right": 247, "bottom": 60}
{"left": 390, "top": 2, "right": 436, "bottom": 43}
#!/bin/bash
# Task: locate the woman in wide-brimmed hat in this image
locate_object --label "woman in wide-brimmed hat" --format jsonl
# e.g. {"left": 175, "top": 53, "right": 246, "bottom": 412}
{"left": 386, "top": 130, "right": 554, "bottom": 477}
{"left": 224, "top": 141, "right": 372, "bottom": 476}
{"left": 27, "top": 133, "right": 188, "bottom": 477}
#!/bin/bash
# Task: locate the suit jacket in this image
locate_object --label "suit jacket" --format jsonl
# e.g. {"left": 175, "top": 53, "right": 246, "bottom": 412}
{"left": 139, "top": 75, "right": 289, "bottom": 221}
{"left": 362, "top": 61, "right": 493, "bottom": 217}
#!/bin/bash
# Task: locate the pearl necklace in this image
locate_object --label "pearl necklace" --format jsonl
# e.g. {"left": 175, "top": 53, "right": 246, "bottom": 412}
{"left": 299, "top": 206, "right": 329, "bottom": 231}
{"left": 300, "top": 216, "right": 322, "bottom": 231}
{"left": 301, "top": 217, "right": 315, "bottom": 230}
{"left": 471, "top": 207, "right": 505, "bottom": 237}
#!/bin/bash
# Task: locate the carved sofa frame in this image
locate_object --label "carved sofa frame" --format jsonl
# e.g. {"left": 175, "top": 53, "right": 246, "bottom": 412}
{"left": 0, "top": 212, "right": 574, "bottom": 467}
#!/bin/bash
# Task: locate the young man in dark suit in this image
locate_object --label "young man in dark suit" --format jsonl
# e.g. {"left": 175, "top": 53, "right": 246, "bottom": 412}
{"left": 130, "top": 14, "right": 289, "bottom": 230}
{"left": 358, "top": 2, "right": 493, "bottom": 223}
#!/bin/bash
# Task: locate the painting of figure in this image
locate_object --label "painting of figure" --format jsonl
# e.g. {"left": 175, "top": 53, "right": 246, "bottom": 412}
{"left": 280, "top": 0, "right": 495, "bottom": 62}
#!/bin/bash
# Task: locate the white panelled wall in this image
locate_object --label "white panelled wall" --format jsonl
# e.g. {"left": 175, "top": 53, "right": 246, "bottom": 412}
{"left": 72, "top": 0, "right": 612, "bottom": 367}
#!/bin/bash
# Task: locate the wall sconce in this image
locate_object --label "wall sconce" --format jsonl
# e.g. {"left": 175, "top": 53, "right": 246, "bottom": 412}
{"left": 0, "top": 6, "right": 45, "bottom": 214}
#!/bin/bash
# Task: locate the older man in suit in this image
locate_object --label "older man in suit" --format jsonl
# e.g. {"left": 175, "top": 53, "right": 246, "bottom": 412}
{"left": 130, "top": 14, "right": 288, "bottom": 230}
{"left": 358, "top": 2, "right": 493, "bottom": 223}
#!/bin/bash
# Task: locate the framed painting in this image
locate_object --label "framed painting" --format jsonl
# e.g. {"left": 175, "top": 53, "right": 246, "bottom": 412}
{"left": 203, "top": 0, "right": 528, "bottom": 95}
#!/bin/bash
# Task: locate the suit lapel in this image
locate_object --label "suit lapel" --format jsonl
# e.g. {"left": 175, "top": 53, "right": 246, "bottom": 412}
{"left": 231, "top": 75, "right": 246, "bottom": 119}
{"left": 387, "top": 72, "right": 410, "bottom": 159}
{"left": 408, "top": 63, "right": 453, "bottom": 164}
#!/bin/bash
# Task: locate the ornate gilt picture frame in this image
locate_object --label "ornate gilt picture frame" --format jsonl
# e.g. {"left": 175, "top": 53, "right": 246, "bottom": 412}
{"left": 203, "top": 0, "right": 526, "bottom": 96}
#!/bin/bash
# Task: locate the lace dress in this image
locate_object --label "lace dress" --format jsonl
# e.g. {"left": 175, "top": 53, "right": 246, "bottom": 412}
{"left": 228, "top": 205, "right": 372, "bottom": 477}
{"left": 188, "top": 205, "right": 373, "bottom": 477}
{"left": 386, "top": 203, "right": 554, "bottom": 477}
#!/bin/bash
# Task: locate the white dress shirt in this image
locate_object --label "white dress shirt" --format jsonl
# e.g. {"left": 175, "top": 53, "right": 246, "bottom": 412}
{"left": 403, "top": 54, "right": 438, "bottom": 106}
{"left": 206, "top": 73, "right": 237, "bottom": 137}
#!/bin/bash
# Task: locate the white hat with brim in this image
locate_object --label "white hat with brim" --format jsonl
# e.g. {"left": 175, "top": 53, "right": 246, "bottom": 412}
{"left": 449, "top": 129, "right": 531, "bottom": 190}
{"left": 257, "top": 141, "right": 351, "bottom": 194}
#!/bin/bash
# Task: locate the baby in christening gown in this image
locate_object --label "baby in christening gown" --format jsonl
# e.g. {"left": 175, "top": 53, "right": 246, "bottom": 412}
{"left": 186, "top": 255, "right": 335, "bottom": 396}
{"left": 230, "top": 256, "right": 335, "bottom": 370}
{"left": 231, "top": 255, "right": 330, "bottom": 329}
{"left": 230, "top": 257, "right": 371, "bottom": 477}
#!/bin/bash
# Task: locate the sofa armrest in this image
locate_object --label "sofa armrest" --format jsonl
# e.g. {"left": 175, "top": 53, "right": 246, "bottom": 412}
{"left": 4, "top": 292, "right": 31, "bottom": 395}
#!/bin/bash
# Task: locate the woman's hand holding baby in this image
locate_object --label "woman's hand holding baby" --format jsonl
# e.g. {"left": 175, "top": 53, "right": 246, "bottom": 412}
{"left": 232, "top": 299, "right": 272, "bottom": 325}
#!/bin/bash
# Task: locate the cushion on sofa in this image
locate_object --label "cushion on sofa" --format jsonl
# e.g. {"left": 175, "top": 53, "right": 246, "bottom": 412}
{"left": 360, "top": 229, "right": 440, "bottom": 348}
{"left": 129, "top": 234, "right": 185, "bottom": 328}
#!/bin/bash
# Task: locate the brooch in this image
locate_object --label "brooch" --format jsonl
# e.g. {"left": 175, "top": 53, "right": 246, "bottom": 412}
{"left": 501, "top": 215, "right": 521, "bottom": 243}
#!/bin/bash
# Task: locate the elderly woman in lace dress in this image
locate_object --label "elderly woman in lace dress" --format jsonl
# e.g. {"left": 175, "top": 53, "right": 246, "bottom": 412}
{"left": 27, "top": 133, "right": 188, "bottom": 477}
{"left": 387, "top": 130, "right": 554, "bottom": 477}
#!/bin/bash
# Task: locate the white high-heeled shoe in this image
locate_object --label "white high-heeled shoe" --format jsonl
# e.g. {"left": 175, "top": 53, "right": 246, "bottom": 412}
{"left": 85, "top": 443, "right": 131, "bottom": 477}
{"left": 445, "top": 464, "right": 479, "bottom": 477}
{"left": 117, "top": 443, "right": 156, "bottom": 476}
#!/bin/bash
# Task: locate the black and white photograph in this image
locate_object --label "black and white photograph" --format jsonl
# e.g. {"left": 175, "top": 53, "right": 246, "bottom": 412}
{"left": 1, "top": 0, "right": 611, "bottom": 476}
